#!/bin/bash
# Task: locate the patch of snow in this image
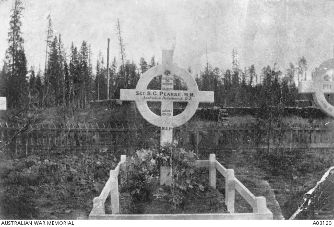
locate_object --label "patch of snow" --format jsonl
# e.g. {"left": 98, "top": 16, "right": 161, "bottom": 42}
{"left": 289, "top": 166, "right": 334, "bottom": 220}
{"left": 306, "top": 166, "right": 334, "bottom": 196}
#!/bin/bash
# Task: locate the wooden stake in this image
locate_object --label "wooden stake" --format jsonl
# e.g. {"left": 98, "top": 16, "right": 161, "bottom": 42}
{"left": 225, "top": 169, "right": 235, "bottom": 213}
{"left": 209, "top": 154, "right": 216, "bottom": 189}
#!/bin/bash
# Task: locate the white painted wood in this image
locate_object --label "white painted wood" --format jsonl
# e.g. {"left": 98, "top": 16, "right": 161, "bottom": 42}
{"left": 215, "top": 161, "right": 227, "bottom": 177}
{"left": 120, "top": 155, "right": 126, "bottom": 163}
{"left": 120, "top": 90, "right": 213, "bottom": 103}
{"left": 254, "top": 196, "right": 268, "bottom": 214}
{"left": 90, "top": 197, "right": 105, "bottom": 216}
{"left": 160, "top": 166, "right": 172, "bottom": 186}
{"left": 209, "top": 154, "right": 216, "bottom": 189}
{"left": 110, "top": 170, "right": 119, "bottom": 214}
{"left": 195, "top": 160, "right": 210, "bottom": 168}
{"left": 90, "top": 157, "right": 274, "bottom": 220}
{"left": 0, "top": 97, "right": 6, "bottom": 110}
{"left": 98, "top": 178, "right": 112, "bottom": 201}
{"left": 234, "top": 178, "right": 256, "bottom": 208}
{"left": 93, "top": 157, "right": 126, "bottom": 216}
{"left": 225, "top": 169, "right": 235, "bottom": 213}
{"left": 120, "top": 49, "right": 214, "bottom": 145}
{"left": 299, "top": 70, "right": 334, "bottom": 117}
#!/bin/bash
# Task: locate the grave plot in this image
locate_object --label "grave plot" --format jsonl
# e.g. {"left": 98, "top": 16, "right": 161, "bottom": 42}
{"left": 89, "top": 151, "right": 273, "bottom": 219}
{"left": 90, "top": 49, "right": 273, "bottom": 220}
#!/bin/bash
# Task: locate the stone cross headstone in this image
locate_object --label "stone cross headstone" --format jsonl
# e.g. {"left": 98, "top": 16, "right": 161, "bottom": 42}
{"left": 120, "top": 49, "right": 214, "bottom": 145}
{"left": 0, "top": 97, "right": 6, "bottom": 110}
{"left": 299, "top": 68, "right": 334, "bottom": 117}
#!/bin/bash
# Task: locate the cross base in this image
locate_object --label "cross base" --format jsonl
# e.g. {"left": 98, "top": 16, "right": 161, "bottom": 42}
{"left": 160, "top": 166, "right": 172, "bottom": 186}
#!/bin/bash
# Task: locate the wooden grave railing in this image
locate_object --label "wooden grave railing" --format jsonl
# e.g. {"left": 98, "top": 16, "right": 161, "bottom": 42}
{"left": 89, "top": 154, "right": 273, "bottom": 220}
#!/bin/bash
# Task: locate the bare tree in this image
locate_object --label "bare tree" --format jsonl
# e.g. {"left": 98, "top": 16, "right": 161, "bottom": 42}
{"left": 116, "top": 19, "right": 126, "bottom": 87}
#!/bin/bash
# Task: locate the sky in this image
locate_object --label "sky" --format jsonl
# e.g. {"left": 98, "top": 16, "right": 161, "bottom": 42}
{"left": 1, "top": 0, "right": 334, "bottom": 76}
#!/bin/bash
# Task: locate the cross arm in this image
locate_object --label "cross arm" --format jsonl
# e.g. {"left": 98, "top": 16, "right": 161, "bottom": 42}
{"left": 198, "top": 91, "right": 214, "bottom": 103}
{"left": 121, "top": 89, "right": 214, "bottom": 102}
{"left": 120, "top": 89, "right": 137, "bottom": 101}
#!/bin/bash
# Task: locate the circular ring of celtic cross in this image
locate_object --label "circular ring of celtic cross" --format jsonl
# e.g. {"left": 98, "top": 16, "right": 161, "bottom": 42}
{"left": 299, "top": 68, "right": 334, "bottom": 117}
{"left": 134, "top": 64, "right": 200, "bottom": 128}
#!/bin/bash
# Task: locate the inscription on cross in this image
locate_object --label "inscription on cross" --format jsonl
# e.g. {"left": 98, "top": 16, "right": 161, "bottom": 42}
{"left": 299, "top": 68, "right": 334, "bottom": 117}
{"left": 120, "top": 49, "right": 214, "bottom": 145}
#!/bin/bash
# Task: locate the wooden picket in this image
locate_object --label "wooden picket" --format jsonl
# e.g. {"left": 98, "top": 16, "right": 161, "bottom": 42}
{"left": 2, "top": 123, "right": 334, "bottom": 156}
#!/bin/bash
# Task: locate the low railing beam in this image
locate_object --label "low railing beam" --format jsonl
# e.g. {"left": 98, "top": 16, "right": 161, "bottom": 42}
{"left": 90, "top": 197, "right": 105, "bottom": 216}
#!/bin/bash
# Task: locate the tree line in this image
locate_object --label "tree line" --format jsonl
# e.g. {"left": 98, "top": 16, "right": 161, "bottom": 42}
{"left": 196, "top": 63, "right": 304, "bottom": 108}
{"left": 0, "top": 0, "right": 310, "bottom": 110}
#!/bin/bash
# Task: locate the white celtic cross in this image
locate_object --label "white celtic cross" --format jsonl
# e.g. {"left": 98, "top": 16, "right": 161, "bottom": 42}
{"left": 299, "top": 69, "right": 334, "bottom": 117}
{"left": 120, "top": 49, "right": 214, "bottom": 145}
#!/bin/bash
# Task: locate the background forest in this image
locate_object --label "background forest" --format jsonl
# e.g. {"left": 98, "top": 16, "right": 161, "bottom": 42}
{"left": 0, "top": 0, "right": 311, "bottom": 112}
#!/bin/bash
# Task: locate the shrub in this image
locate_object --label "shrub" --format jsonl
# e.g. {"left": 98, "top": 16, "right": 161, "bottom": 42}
{"left": 120, "top": 145, "right": 210, "bottom": 211}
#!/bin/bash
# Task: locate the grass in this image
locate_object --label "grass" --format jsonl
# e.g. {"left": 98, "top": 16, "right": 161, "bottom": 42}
{"left": 1, "top": 110, "right": 334, "bottom": 219}
{"left": 0, "top": 147, "right": 120, "bottom": 219}
{"left": 213, "top": 147, "right": 334, "bottom": 219}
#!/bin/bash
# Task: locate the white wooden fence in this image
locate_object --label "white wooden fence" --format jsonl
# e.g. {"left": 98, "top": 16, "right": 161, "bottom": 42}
{"left": 89, "top": 154, "right": 273, "bottom": 220}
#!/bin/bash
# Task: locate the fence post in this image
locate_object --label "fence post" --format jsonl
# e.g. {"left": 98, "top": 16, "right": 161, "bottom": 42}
{"left": 25, "top": 141, "right": 28, "bottom": 157}
{"left": 91, "top": 197, "right": 105, "bottom": 215}
{"left": 196, "top": 131, "right": 199, "bottom": 155}
{"left": 225, "top": 169, "right": 235, "bottom": 213}
{"left": 110, "top": 170, "right": 120, "bottom": 214}
{"left": 209, "top": 154, "right": 216, "bottom": 189}
{"left": 254, "top": 196, "right": 267, "bottom": 213}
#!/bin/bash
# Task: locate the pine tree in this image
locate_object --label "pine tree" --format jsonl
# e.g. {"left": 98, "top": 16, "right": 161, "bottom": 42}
{"left": 287, "top": 62, "right": 295, "bottom": 86}
{"left": 44, "top": 14, "right": 54, "bottom": 76}
{"left": 5, "top": 0, "right": 28, "bottom": 108}
{"left": 43, "top": 14, "right": 54, "bottom": 107}
{"left": 95, "top": 56, "right": 107, "bottom": 100}
{"left": 249, "top": 65, "right": 256, "bottom": 86}
{"left": 95, "top": 59, "right": 101, "bottom": 100}
{"left": 126, "top": 60, "right": 139, "bottom": 89}
{"left": 28, "top": 67, "right": 36, "bottom": 105}
{"left": 69, "top": 43, "right": 80, "bottom": 106}
{"left": 44, "top": 35, "right": 67, "bottom": 106}
{"left": 58, "top": 34, "right": 66, "bottom": 106}
{"left": 0, "top": 63, "right": 8, "bottom": 97}
{"left": 139, "top": 57, "right": 148, "bottom": 74}
{"left": 64, "top": 62, "right": 70, "bottom": 106}
{"left": 149, "top": 56, "right": 156, "bottom": 68}
{"left": 88, "top": 44, "right": 94, "bottom": 103}
{"left": 79, "top": 41, "right": 89, "bottom": 107}
{"left": 35, "top": 69, "right": 43, "bottom": 107}
{"left": 298, "top": 56, "right": 307, "bottom": 82}
{"left": 46, "top": 36, "right": 60, "bottom": 106}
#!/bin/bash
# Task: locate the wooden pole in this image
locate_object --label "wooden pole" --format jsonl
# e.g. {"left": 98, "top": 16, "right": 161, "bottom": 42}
{"left": 107, "top": 38, "right": 110, "bottom": 100}
{"left": 225, "top": 169, "right": 235, "bottom": 213}
{"left": 254, "top": 196, "right": 267, "bottom": 214}
{"left": 209, "top": 154, "right": 216, "bottom": 189}
{"left": 110, "top": 170, "right": 119, "bottom": 214}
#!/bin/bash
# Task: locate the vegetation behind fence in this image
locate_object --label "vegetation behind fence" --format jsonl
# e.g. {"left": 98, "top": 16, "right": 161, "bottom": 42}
{"left": 2, "top": 122, "right": 334, "bottom": 157}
